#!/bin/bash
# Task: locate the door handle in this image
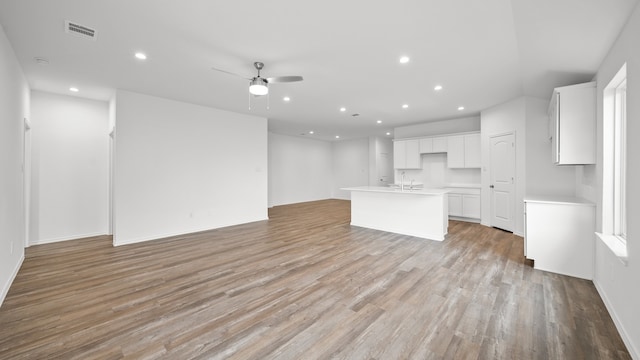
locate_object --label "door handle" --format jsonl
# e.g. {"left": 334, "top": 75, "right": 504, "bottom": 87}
{"left": 490, "top": 185, "right": 494, "bottom": 189}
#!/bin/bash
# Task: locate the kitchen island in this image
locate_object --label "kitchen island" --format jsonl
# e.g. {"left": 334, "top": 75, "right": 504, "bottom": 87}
{"left": 342, "top": 186, "right": 449, "bottom": 241}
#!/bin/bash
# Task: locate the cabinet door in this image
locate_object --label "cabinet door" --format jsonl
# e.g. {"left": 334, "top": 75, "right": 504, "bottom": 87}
{"left": 552, "top": 82, "right": 596, "bottom": 165}
{"left": 550, "top": 93, "right": 560, "bottom": 163}
{"left": 448, "top": 193, "right": 462, "bottom": 216}
{"left": 432, "top": 137, "right": 448, "bottom": 152}
{"left": 393, "top": 141, "right": 406, "bottom": 169}
{"left": 462, "top": 194, "right": 481, "bottom": 218}
{"left": 393, "top": 139, "right": 421, "bottom": 169}
{"left": 464, "top": 133, "right": 481, "bottom": 168}
{"left": 419, "top": 138, "right": 433, "bottom": 153}
{"left": 447, "top": 135, "right": 465, "bottom": 168}
{"left": 405, "top": 139, "right": 421, "bottom": 169}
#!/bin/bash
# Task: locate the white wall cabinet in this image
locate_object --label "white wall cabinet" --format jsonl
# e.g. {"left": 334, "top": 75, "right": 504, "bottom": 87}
{"left": 447, "top": 188, "right": 480, "bottom": 220}
{"left": 395, "top": 132, "right": 479, "bottom": 169}
{"left": 524, "top": 196, "right": 595, "bottom": 280}
{"left": 447, "top": 135, "right": 465, "bottom": 168}
{"left": 446, "top": 133, "right": 481, "bottom": 168}
{"left": 393, "top": 139, "right": 421, "bottom": 169}
{"left": 549, "top": 81, "right": 596, "bottom": 165}
{"left": 463, "top": 133, "right": 481, "bottom": 168}
{"left": 419, "top": 136, "right": 448, "bottom": 154}
{"left": 433, "top": 136, "right": 448, "bottom": 152}
{"left": 419, "top": 138, "right": 432, "bottom": 153}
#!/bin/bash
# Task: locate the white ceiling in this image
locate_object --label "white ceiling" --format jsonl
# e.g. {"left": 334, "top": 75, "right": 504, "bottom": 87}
{"left": 0, "top": 0, "right": 637, "bottom": 141}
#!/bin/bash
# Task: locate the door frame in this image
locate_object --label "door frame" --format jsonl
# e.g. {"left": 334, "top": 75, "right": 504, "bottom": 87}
{"left": 489, "top": 131, "right": 516, "bottom": 232}
{"left": 23, "top": 117, "right": 32, "bottom": 248}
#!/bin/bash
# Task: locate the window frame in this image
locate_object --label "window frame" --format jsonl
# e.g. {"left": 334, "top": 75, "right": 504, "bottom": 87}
{"left": 597, "top": 63, "right": 628, "bottom": 264}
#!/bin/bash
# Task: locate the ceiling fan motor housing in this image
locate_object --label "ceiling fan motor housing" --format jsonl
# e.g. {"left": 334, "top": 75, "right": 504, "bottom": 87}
{"left": 249, "top": 77, "right": 268, "bottom": 95}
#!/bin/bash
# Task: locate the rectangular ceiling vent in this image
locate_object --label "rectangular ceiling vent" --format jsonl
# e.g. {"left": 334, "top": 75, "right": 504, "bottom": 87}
{"left": 65, "top": 21, "right": 97, "bottom": 40}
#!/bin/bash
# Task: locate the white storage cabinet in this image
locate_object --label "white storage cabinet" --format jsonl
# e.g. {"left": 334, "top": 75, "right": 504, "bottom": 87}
{"left": 447, "top": 133, "right": 481, "bottom": 168}
{"left": 549, "top": 82, "right": 596, "bottom": 165}
{"left": 393, "top": 139, "right": 421, "bottom": 169}
{"left": 524, "top": 196, "right": 595, "bottom": 280}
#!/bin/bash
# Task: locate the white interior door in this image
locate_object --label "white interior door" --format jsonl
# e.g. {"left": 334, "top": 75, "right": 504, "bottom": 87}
{"left": 378, "top": 152, "right": 391, "bottom": 185}
{"left": 490, "top": 133, "right": 515, "bottom": 232}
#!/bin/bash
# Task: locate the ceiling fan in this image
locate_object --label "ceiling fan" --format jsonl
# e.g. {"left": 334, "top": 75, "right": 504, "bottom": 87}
{"left": 212, "top": 61, "right": 303, "bottom": 96}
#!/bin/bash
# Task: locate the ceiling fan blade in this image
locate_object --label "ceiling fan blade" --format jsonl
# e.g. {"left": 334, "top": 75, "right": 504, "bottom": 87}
{"left": 267, "top": 75, "right": 303, "bottom": 83}
{"left": 211, "top": 66, "right": 251, "bottom": 80}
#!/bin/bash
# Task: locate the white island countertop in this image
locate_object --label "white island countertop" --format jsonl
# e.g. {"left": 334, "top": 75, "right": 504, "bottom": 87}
{"left": 342, "top": 186, "right": 449, "bottom": 196}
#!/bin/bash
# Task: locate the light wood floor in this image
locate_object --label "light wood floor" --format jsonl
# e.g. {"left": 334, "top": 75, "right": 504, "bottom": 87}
{"left": 0, "top": 200, "right": 630, "bottom": 359}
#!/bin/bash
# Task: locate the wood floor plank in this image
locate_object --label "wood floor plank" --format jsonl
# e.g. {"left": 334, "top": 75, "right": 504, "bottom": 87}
{"left": 0, "top": 199, "right": 631, "bottom": 359}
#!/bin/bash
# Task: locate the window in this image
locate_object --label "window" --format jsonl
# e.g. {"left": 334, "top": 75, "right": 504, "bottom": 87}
{"left": 598, "top": 63, "right": 628, "bottom": 264}
{"left": 613, "top": 78, "right": 626, "bottom": 240}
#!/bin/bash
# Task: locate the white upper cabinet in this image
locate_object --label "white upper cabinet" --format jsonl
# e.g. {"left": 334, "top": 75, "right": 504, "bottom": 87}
{"left": 549, "top": 81, "right": 596, "bottom": 165}
{"left": 419, "top": 138, "right": 433, "bottom": 153}
{"left": 447, "top": 135, "right": 465, "bottom": 168}
{"left": 447, "top": 132, "right": 481, "bottom": 168}
{"left": 395, "top": 132, "right": 480, "bottom": 169}
{"left": 463, "top": 133, "right": 481, "bottom": 168}
{"left": 393, "top": 139, "right": 421, "bottom": 169}
{"left": 419, "top": 136, "right": 448, "bottom": 154}
{"left": 432, "top": 137, "right": 448, "bottom": 153}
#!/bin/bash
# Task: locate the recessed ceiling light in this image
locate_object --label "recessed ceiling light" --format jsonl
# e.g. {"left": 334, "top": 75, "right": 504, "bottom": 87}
{"left": 69, "top": 87, "right": 79, "bottom": 92}
{"left": 335, "top": 135, "right": 340, "bottom": 139}
{"left": 399, "top": 56, "right": 410, "bottom": 64}
{"left": 402, "top": 104, "right": 409, "bottom": 109}
{"left": 434, "top": 85, "right": 443, "bottom": 91}
{"left": 135, "top": 52, "right": 147, "bottom": 60}
{"left": 309, "top": 130, "right": 314, "bottom": 134}
{"left": 283, "top": 96, "right": 291, "bottom": 102}
{"left": 386, "top": 132, "right": 391, "bottom": 136}
{"left": 340, "top": 107, "right": 346, "bottom": 112}
{"left": 376, "top": 120, "right": 382, "bottom": 124}
{"left": 458, "top": 106, "right": 465, "bottom": 111}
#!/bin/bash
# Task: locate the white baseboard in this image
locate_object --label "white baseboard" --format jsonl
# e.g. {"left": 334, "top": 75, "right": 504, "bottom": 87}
{"left": 0, "top": 253, "right": 24, "bottom": 308}
{"left": 30, "top": 231, "right": 107, "bottom": 246}
{"left": 594, "top": 279, "right": 639, "bottom": 360}
{"left": 113, "top": 216, "right": 269, "bottom": 246}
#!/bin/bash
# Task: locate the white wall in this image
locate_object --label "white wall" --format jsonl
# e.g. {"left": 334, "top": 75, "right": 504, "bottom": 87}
{"left": 268, "top": 132, "right": 332, "bottom": 207}
{"left": 0, "top": 24, "right": 29, "bottom": 306}
{"left": 481, "top": 97, "right": 527, "bottom": 235}
{"left": 332, "top": 137, "right": 370, "bottom": 199}
{"left": 589, "top": 3, "right": 640, "bottom": 357}
{"left": 29, "top": 91, "right": 109, "bottom": 244}
{"left": 113, "top": 90, "right": 268, "bottom": 245}
{"left": 524, "top": 96, "right": 577, "bottom": 197}
{"left": 393, "top": 116, "right": 480, "bottom": 139}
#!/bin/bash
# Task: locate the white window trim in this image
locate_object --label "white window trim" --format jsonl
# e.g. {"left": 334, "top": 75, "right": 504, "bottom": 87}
{"left": 599, "top": 63, "right": 628, "bottom": 266}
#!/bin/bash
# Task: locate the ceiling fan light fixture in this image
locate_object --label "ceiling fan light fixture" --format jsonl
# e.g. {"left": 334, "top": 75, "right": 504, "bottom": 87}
{"left": 249, "top": 77, "right": 268, "bottom": 95}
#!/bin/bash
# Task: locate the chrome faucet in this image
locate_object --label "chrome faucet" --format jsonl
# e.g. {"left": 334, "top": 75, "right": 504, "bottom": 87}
{"left": 401, "top": 171, "right": 406, "bottom": 191}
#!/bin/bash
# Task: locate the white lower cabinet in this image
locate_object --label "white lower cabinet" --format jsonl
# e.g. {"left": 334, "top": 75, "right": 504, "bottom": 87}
{"left": 461, "top": 194, "right": 480, "bottom": 219}
{"left": 447, "top": 188, "right": 480, "bottom": 221}
{"left": 524, "top": 196, "right": 595, "bottom": 280}
{"left": 448, "top": 194, "right": 462, "bottom": 216}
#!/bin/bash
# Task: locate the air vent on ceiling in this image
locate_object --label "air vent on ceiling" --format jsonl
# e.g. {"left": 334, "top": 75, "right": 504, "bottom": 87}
{"left": 65, "top": 21, "right": 97, "bottom": 40}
